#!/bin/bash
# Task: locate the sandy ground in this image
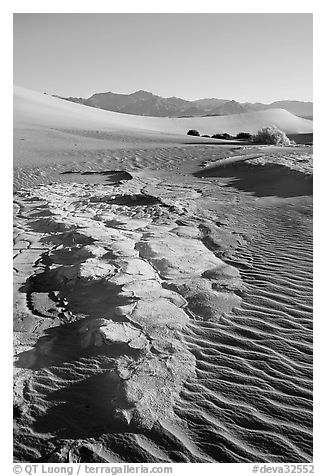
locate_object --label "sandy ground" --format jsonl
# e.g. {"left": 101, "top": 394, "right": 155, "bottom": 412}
{"left": 13, "top": 89, "right": 313, "bottom": 463}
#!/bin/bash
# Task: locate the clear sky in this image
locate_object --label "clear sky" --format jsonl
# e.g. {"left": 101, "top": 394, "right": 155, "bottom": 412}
{"left": 13, "top": 13, "right": 312, "bottom": 103}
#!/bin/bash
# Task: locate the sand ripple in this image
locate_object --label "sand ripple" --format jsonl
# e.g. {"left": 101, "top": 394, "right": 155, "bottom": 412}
{"left": 13, "top": 152, "right": 312, "bottom": 463}
{"left": 176, "top": 202, "right": 312, "bottom": 462}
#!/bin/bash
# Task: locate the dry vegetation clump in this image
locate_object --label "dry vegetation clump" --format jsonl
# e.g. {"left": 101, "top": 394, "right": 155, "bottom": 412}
{"left": 252, "top": 127, "right": 294, "bottom": 146}
{"left": 187, "top": 129, "right": 200, "bottom": 136}
{"left": 236, "top": 132, "right": 252, "bottom": 140}
{"left": 211, "top": 132, "right": 232, "bottom": 139}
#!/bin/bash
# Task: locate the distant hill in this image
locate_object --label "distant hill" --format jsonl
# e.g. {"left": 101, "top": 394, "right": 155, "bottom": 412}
{"left": 55, "top": 90, "right": 313, "bottom": 119}
{"left": 16, "top": 86, "right": 313, "bottom": 137}
{"left": 208, "top": 100, "right": 249, "bottom": 116}
{"left": 267, "top": 100, "right": 313, "bottom": 117}
{"left": 244, "top": 100, "right": 313, "bottom": 118}
{"left": 191, "top": 98, "right": 229, "bottom": 110}
{"left": 56, "top": 90, "right": 203, "bottom": 117}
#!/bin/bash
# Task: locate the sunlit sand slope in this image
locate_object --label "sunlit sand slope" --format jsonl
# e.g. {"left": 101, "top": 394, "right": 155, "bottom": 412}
{"left": 14, "top": 86, "right": 313, "bottom": 136}
{"left": 13, "top": 86, "right": 313, "bottom": 463}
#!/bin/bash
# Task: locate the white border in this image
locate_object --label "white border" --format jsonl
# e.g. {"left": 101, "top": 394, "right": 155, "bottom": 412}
{"left": 3, "top": 3, "right": 324, "bottom": 475}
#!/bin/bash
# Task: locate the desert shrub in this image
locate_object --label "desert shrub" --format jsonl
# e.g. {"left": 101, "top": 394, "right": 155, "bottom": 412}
{"left": 211, "top": 132, "right": 232, "bottom": 140}
{"left": 251, "top": 127, "right": 291, "bottom": 146}
{"left": 236, "top": 132, "right": 252, "bottom": 140}
{"left": 201, "top": 134, "right": 210, "bottom": 138}
{"left": 187, "top": 129, "right": 200, "bottom": 136}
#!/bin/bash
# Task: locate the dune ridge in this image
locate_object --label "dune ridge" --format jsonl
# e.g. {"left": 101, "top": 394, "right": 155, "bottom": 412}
{"left": 14, "top": 86, "right": 313, "bottom": 136}
{"left": 13, "top": 84, "right": 313, "bottom": 463}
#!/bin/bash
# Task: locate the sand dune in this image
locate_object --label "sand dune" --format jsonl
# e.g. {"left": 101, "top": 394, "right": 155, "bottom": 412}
{"left": 14, "top": 86, "right": 313, "bottom": 136}
{"left": 13, "top": 85, "right": 313, "bottom": 463}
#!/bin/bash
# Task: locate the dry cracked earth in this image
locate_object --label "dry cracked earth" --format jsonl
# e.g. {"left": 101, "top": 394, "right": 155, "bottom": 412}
{"left": 13, "top": 145, "right": 313, "bottom": 463}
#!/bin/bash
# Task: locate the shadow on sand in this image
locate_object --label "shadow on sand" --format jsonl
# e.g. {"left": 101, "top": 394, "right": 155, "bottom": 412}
{"left": 193, "top": 162, "right": 312, "bottom": 198}
{"left": 60, "top": 170, "right": 133, "bottom": 185}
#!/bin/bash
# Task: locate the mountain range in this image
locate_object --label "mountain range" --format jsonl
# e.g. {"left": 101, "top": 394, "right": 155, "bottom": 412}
{"left": 53, "top": 90, "right": 313, "bottom": 119}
